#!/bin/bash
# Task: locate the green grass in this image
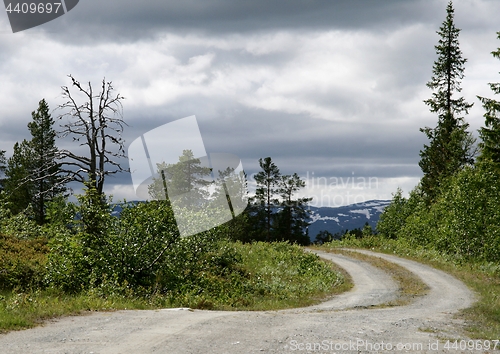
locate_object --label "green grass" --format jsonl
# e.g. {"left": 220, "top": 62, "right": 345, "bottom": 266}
{"left": 319, "top": 236, "right": 500, "bottom": 339}
{"left": 0, "top": 241, "right": 349, "bottom": 333}
{"left": 165, "top": 241, "right": 351, "bottom": 311}
{"left": 0, "top": 289, "right": 156, "bottom": 333}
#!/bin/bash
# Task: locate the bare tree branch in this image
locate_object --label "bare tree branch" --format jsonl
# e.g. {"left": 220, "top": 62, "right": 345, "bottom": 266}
{"left": 57, "top": 75, "right": 129, "bottom": 195}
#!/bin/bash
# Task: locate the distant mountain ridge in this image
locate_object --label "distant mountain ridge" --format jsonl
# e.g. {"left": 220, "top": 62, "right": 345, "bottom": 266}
{"left": 307, "top": 200, "right": 391, "bottom": 241}
{"left": 110, "top": 199, "right": 391, "bottom": 242}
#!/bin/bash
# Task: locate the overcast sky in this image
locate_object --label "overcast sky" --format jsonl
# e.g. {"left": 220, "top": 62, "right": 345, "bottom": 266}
{"left": 1, "top": 0, "right": 499, "bottom": 207}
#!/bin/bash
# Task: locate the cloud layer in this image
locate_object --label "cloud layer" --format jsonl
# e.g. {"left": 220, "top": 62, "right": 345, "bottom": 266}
{"left": 1, "top": 0, "right": 499, "bottom": 205}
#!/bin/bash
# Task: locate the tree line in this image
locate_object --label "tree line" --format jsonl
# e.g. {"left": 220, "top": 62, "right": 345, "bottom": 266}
{"left": 0, "top": 76, "right": 128, "bottom": 226}
{"left": 377, "top": 1, "right": 500, "bottom": 263}
{"left": 0, "top": 74, "right": 313, "bottom": 250}
{"left": 0, "top": 74, "right": 313, "bottom": 294}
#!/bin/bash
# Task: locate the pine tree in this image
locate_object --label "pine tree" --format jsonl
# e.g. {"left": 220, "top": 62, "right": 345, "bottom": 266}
{"left": 4, "top": 140, "right": 33, "bottom": 214}
{"left": 3, "top": 100, "right": 66, "bottom": 223}
{"left": 477, "top": 31, "right": 500, "bottom": 165}
{"left": 419, "top": 1, "right": 474, "bottom": 204}
{"left": 253, "top": 157, "right": 281, "bottom": 242}
{"left": 273, "top": 173, "right": 312, "bottom": 245}
{"left": 27, "top": 99, "right": 66, "bottom": 224}
{"left": 0, "top": 150, "right": 6, "bottom": 192}
{"left": 148, "top": 149, "right": 212, "bottom": 207}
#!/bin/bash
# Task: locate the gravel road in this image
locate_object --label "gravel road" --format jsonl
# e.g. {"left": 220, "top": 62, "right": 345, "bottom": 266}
{"left": 0, "top": 249, "right": 477, "bottom": 353}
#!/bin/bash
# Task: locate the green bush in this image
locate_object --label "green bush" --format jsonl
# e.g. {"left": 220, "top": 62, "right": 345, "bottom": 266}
{"left": 0, "top": 205, "right": 42, "bottom": 241}
{"left": 161, "top": 241, "right": 343, "bottom": 309}
{"left": 0, "top": 234, "right": 48, "bottom": 290}
{"left": 430, "top": 163, "right": 500, "bottom": 262}
{"left": 378, "top": 161, "right": 500, "bottom": 264}
{"left": 46, "top": 197, "right": 182, "bottom": 292}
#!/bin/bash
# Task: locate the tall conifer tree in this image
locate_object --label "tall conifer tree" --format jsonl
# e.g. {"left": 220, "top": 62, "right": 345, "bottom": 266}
{"left": 477, "top": 32, "right": 500, "bottom": 165}
{"left": 4, "top": 140, "right": 33, "bottom": 214}
{"left": 253, "top": 157, "right": 280, "bottom": 242}
{"left": 27, "top": 99, "right": 66, "bottom": 224}
{"left": 273, "top": 173, "right": 312, "bottom": 245}
{"left": 0, "top": 150, "right": 6, "bottom": 192}
{"left": 419, "top": 1, "right": 474, "bottom": 204}
{"left": 3, "top": 99, "right": 65, "bottom": 223}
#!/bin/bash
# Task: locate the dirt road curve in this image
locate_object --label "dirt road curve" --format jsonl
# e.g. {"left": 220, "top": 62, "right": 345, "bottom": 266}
{"left": 0, "top": 250, "right": 476, "bottom": 353}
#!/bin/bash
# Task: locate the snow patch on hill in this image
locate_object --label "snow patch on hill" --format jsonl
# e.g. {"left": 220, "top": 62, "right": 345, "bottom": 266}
{"left": 307, "top": 200, "right": 391, "bottom": 241}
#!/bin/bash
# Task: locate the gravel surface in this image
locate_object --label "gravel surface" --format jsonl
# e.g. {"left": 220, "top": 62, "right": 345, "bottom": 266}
{"left": 0, "top": 249, "right": 477, "bottom": 353}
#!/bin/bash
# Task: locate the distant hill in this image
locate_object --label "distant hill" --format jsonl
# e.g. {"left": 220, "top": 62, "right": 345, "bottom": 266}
{"left": 307, "top": 200, "right": 391, "bottom": 241}
{"left": 109, "top": 199, "right": 391, "bottom": 243}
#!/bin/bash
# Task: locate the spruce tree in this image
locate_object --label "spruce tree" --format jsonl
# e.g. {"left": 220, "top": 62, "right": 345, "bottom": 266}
{"left": 0, "top": 150, "right": 6, "bottom": 192}
{"left": 148, "top": 149, "right": 212, "bottom": 206}
{"left": 3, "top": 100, "right": 66, "bottom": 223}
{"left": 419, "top": 1, "right": 474, "bottom": 204}
{"left": 4, "top": 140, "right": 33, "bottom": 214}
{"left": 477, "top": 32, "right": 500, "bottom": 165}
{"left": 27, "top": 99, "right": 66, "bottom": 224}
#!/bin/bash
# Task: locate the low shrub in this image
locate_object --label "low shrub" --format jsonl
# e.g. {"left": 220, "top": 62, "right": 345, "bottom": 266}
{"left": 0, "top": 234, "right": 48, "bottom": 290}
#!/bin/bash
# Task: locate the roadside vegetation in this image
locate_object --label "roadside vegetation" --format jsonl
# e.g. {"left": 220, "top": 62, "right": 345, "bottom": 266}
{"left": 0, "top": 77, "right": 344, "bottom": 333}
{"left": 319, "top": 236, "right": 500, "bottom": 339}
{"left": 311, "top": 3, "right": 500, "bottom": 341}
{"left": 3, "top": 0, "right": 500, "bottom": 341}
{"left": 0, "top": 232, "right": 346, "bottom": 333}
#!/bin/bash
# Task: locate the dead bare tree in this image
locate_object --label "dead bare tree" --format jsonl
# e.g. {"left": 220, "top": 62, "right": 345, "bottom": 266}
{"left": 57, "top": 75, "right": 128, "bottom": 196}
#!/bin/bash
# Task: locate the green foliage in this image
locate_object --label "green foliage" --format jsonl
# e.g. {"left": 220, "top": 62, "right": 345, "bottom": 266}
{"left": 378, "top": 162, "right": 500, "bottom": 264}
{"left": 429, "top": 163, "right": 500, "bottom": 262}
{"left": 0, "top": 205, "right": 42, "bottom": 241}
{"left": 27, "top": 99, "right": 66, "bottom": 225}
{"left": 2, "top": 100, "right": 66, "bottom": 224}
{"left": 250, "top": 158, "right": 311, "bottom": 244}
{"left": 377, "top": 187, "right": 424, "bottom": 239}
{"left": 110, "top": 200, "right": 180, "bottom": 287}
{"left": 44, "top": 195, "right": 77, "bottom": 230}
{"left": 148, "top": 149, "right": 212, "bottom": 203}
{"left": 478, "top": 31, "right": 500, "bottom": 166}
{"left": 314, "top": 230, "right": 336, "bottom": 244}
{"left": 0, "top": 150, "right": 6, "bottom": 192}
{"left": 0, "top": 241, "right": 346, "bottom": 333}
{"left": 273, "top": 173, "right": 312, "bottom": 245}
{"left": 46, "top": 192, "right": 181, "bottom": 292}
{"left": 163, "top": 241, "right": 343, "bottom": 310}
{"left": 0, "top": 233, "right": 48, "bottom": 290}
{"left": 252, "top": 157, "right": 281, "bottom": 241}
{"left": 419, "top": 1, "right": 474, "bottom": 204}
{"left": 4, "top": 140, "right": 33, "bottom": 214}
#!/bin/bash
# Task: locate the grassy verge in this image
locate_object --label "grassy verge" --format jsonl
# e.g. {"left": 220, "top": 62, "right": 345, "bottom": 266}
{"left": 318, "top": 236, "right": 500, "bottom": 339}
{"left": 311, "top": 247, "right": 428, "bottom": 306}
{"left": 0, "top": 290, "right": 156, "bottom": 333}
{"left": 171, "top": 242, "right": 354, "bottom": 310}
{"left": 0, "top": 241, "right": 349, "bottom": 333}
